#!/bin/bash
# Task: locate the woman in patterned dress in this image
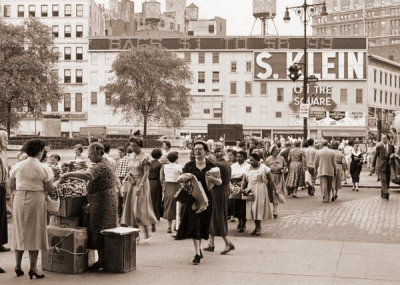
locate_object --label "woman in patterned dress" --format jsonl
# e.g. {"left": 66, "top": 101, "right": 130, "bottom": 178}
{"left": 10, "top": 139, "right": 57, "bottom": 279}
{"left": 121, "top": 137, "right": 157, "bottom": 243}
{"left": 61, "top": 142, "right": 117, "bottom": 271}
{"left": 241, "top": 153, "right": 273, "bottom": 236}
{"left": 265, "top": 145, "right": 287, "bottom": 219}
{"left": 286, "top": 140, "right": 307, "bottom": 198}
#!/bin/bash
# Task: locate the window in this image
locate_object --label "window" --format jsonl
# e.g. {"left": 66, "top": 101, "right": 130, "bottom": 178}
{"left": 52, "top": 26, "right": 59, "bottom": 38}
{"left": 374, "top": 89, "right": 377, "bottom": 102}
{"left": 3, "top": 5, "right": 10, "bottom": 17}
{"left": 396, "top": 94, "right": 398, "bottom": 106}
{"left": 208, "top": 24, "right": 215, "bottom": 34}
{"left": 198, "top": 72, "right": 205, "bottom": 83}
{"left": 212, "top": 52, "right": 219, "bottom": 64}
{"left": 340, "top": 89, "right": 347, "bottom": 104}
{"left": 76, "top": 69, "right": 83, "bottom": 83}
{"left": 374, "top": 69, "right": 377, "bottom": 83}
{"left": 41, "top": 5, "right": 48, "bottom": 17}
{"left": 64, "top": 69, "right": 71, "bottom": 83}
{"left": 51, "top": 69, "right": 59, "bottom": 82}
{"left": 204, "top": 109, "right": 210, "bottom": 114}
{"left": 245, "top": 82, "right": 252, "bottom": 95}
{"left": 64, "top": 47, "right": 71, "bottom": 60}
{"left": 76, "top": 4, "right": 83, "bottom": 17}
{"left": 380, "top": 90, "right": 383, "bottom": 103}
{"left": 385, "top": 91, "right": 388, "bottom": 104}
{"left": 198, "top": 52, "right": 205, "bottom": 64}
{"left": 260, "top": 82, "right": 267, "bottom": 96}
{"left": 390, "top": 74, "right": 392, "bottom": 86}
{"left": 65, "top": 25, "right": 71, "bottom": 37}
{"left": 198, "top": 89, "right": 205, "bottom": 92}
{"left": 390, "top": 92, "right": 393, "bottom": 105}
{"left": 380, "top": 71, "right": 383, "bottom": 84}
{"left": 161, "top": 20, "right": 165, "bottom": 28}
{"left": 75, "top": 93, "right": 82, "bottom": 112}
{"left": 29, "top": 5, "right": 35, "bottom": 17}
{"left": 277, "top": 88, "right": 284, "bottom": 102}
{"left": 212, "top": 72, "right": 219, "bottom": 83}
{"left": 170, "top": 22, "right": 174, "bottom": 30}
{"left": 91, "top": 92, "right": 97, "bottom": 105}
{"left": 76, "top": 47, "right": 83, "bottom": 60}
{"left": 356, "top": 89, "right": 363, "bottom": 104}
{"left": 105, "top": 94, "right": 112, "bottom": 105}
{"left": 18, "top": 5, "right": 24, "bottom": 17}
{"left": 385, "top": 73, "right": 388, "bottom": 85}
{"left": 230, "top": 82, "right": 237, "bottom": 95}
{"left": 184, "top": 52, "right": 191, "bottom": 63}
{"left": 231, "top": 61, "right": 237, "bottom": 72}
{"left": 52, "top": 5, "right": 59, "bottom": 17}
{"left": 246, "top": 61, "right": 252, "bottom": 72}
{"left": 64, "top": 94, "right": 71, "bottom": 112}
{"left": 246, "top": 106, "right": 252, "bottom": 113}
{"left": 51, "top": 101, "right": 58, "bottom": 112}
{"left": 76, "top": 25, "right": 83, "bottom": 37}
{"left": 65, "top": 4, "right": 72, "bottom": 17}
{"left": 276, "top": 112, "right": 282, "bottom": 118}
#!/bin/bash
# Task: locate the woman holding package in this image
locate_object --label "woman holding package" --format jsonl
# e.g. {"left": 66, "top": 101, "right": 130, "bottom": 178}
{"left": 332, "top": 141, "right": 346, "bottom": 201}
{"left": 176, "top": 141, "right": 216, "bottom": 265}
{"left": 265, "top": 145, "right": 287, "bottom": 219}
{"left": 204, "top": 145, "right": 235, "bottom": 255}
{"left": 9, "top": 139, "right": 57, "bottom": 279}
{"left": 350, "top": 142, "right": 363, "bottom": 192}
{"left": 60, "top": 142, "right": 117, "bottom": 271}
{"left": 122, "top": 137, "right": 157, "bottom": 243}
{"left": 241, "top": 153, "right": 273, "bottom": 236}
{"left": 160, "top": 151, "right": 183, "bottom": 233}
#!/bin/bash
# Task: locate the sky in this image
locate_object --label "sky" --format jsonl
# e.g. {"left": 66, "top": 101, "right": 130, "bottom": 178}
{"left": 95, "top": 0, "right": 314, "bottom": 36}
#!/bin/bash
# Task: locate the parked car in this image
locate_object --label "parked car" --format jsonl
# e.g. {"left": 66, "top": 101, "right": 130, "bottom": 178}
{"left": 156, "top": 135, "right": 185, "bottom": 148}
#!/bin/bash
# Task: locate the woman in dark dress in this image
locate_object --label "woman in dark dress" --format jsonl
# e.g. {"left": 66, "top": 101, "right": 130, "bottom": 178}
{"left": 149, "top": 149, "right": 163, "bottom": 232}
{"left": 204, "top": 146, "right": 235, "bottom": 255}
{"left": 61, "top": 143, "right": 117, "bottom": 271}
{"left": 350, "top": 142, "right": 363, "bottom": 191}
{"left": 176, "top": 141, "right": 216, "bottom": 265}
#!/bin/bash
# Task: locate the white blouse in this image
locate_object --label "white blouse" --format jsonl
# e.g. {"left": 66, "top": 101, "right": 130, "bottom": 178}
{"left": 10, "top": 157, "right": 54, "bottom": 191}
{"left": 163, "top": 163, "right": 182, "bottom": 182}
{"left": 231, "top": 162, "right": 250, "bottom": 179}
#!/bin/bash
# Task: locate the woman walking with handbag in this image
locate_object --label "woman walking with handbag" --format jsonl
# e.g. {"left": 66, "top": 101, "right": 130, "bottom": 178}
{"left": 9, "top": 139, "right": 58, "bottom": 279}
{"left": 350, "top": 142, "right": 363, "bottom": 191}
{"left": 176, "top": 141, "right": 216, "bottom": 265}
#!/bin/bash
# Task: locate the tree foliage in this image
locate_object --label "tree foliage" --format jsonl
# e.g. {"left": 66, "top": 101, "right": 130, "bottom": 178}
{"left": 0, "top": 19, "right": 62, "bottom": 137}
{"left": 102, "top": 45, "right": 192, "bottom": 137}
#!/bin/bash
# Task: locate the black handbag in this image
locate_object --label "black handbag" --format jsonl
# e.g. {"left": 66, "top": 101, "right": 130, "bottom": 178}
{"left": 175, "top": 185, "right": 196, "bottom": 208}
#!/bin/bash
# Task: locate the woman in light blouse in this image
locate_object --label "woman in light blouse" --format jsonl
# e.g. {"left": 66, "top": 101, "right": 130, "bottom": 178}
{"left": 9, "top": 139, "right": 57, "bottom": 279}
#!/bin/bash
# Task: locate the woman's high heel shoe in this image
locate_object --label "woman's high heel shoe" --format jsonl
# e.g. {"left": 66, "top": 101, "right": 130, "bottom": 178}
{"left": 15, "top": 266, "right": 24, "bottom": 277}
{"left": 28, "top": 270, "right": 45, "bottom": 279}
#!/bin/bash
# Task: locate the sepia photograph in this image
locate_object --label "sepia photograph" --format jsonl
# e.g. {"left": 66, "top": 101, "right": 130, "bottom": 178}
{"left": 0, "top": 0, "right": 400, "bottom": 284}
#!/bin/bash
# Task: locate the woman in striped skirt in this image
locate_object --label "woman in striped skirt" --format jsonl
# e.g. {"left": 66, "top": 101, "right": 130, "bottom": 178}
{"left": 9, "top": 139, "right": 57, "bottom": 279}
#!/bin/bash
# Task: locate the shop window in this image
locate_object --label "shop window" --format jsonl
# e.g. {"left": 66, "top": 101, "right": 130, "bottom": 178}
{"left": 18, "top": 5, "right": 24, "bottom": 17}
{"left": 198, "top": 72, "right": 205, "bottom": 83}
{"left": 231, "top": 61, "right": 237, "bottom": 72}
{"left": 76, "top": 69, "right": 83, "bottom": 83}
{"left": 212, "top": 52, "right": 219, "bottom": 64}
{"left": 76, "top": 25, "right": 83, "bottom": 37}
{"left": 41, "top": 5, "right": 48, "bottom": 17}
{"left": 212, "top": 72, "right": 219, "bottom": 83}
{"left": 64, "top": 47, "right": 71, "bottom": 60}
{"left": 64, "top": 94, "right": 71, "bottom": 112}
{"left": 3, "top": 5, "right": 10, "bottom": 17}
{"left": 64, "top": 69, "right": 71, "bottom": 83}
{"left": 230, "top": 82, "right": 237, "bottom": 95}
{"left": 277, "top": 87, "right": 284, "bottom": 102}
{"left": 75, "top": 93, "right": 82, "bottom": 112}
{"left": 52, "top": 5, "right": 59, "bottom": 17}
{"left": 198, "top": 52, "right": 205, "bottom": 64}
{"left": 65, "top": 4, "right": 72, "bottom": 17}
{"left": 356, "top": 89, "right": 363, "bottom": 104}
{"left": 91, "top": 92, "right": 97, "bottom": 105}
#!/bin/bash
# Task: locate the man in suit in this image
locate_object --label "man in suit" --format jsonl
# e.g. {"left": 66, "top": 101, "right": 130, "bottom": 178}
{"left": 314, "top": 140, "right": 336, "bottom": 203}
{"left": 372, "top": 134, "right": 395, "bottom": 200}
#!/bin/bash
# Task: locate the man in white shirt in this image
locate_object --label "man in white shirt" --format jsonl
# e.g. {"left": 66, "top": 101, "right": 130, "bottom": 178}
{"left": 304, "top": 138, "right": 317, "bottom": 194}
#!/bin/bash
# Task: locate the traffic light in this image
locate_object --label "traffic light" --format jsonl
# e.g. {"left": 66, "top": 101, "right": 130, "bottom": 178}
{"left": 288, "top": 64, "right": 302, "bottom": 82}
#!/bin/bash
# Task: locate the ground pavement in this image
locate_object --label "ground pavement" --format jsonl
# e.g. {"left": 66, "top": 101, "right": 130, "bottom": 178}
{"left": 2, "top": 150, "right": 400, "bottom": 284}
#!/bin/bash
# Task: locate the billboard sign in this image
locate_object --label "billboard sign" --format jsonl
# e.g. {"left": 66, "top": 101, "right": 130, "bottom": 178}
{"left": 254, "top": 51, "right": 367, "bottom": 80}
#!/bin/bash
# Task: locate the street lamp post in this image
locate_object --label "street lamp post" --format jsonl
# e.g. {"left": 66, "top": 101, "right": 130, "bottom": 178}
{"left": 284, "top": 1, "right": 328, "bottom": 139}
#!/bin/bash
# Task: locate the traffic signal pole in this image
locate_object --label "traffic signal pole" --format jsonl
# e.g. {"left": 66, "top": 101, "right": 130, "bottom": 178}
{"left": 303, "top": 1, "right": 308, "bottom": 140}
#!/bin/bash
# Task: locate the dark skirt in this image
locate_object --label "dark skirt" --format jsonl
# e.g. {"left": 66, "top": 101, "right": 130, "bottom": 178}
{"left": 162, "top": 182, "right": 179, "bottom": 221}
{"left": 176, "top": 205, "right": 211, "bottom": 241}
{"left": 350, "top": 163, "right": 362, "bottom": 183}
{"left": 0, "top": 184, "right": 7, "bottom": 245}
{"left": 234, "top": 199, "right": 246, "bottom": 219}
{"left": 209, "top": 185, "right": 230, "bottom": 237}
{"left": 149, "top": 179, "right": 163, "bottom": 221}
{"left": 88, "top": 187, "right": 118, "bottom": 250}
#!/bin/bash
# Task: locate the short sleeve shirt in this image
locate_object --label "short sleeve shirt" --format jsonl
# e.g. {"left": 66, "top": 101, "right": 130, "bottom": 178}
{"left": 10, "top": 157, "right": 53, "bottom": 191}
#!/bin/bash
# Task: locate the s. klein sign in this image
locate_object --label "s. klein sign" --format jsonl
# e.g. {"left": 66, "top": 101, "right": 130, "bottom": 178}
{"left": 254, "top": 51, "right": 367, "bottom": 80}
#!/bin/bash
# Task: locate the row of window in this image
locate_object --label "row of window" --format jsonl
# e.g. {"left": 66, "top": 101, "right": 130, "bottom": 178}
{"left": 373, "top": 69, "right": 400, "bottom": 87}
{"left": 52, "top": 69, "right": 83, "bottom": 84}
{"left": 3, "top": 4, "right": 83, "bottom": 18}
{"left": 185, "top": 53, "right": 253, "bottom": 72}
{"left": 373, "top": 89, "right": 400, "bottom": 106}
{"left": 202, "top": 107, "right": 283, "bottom": 118}
{"left": 52, "top": 92, "right": 111, "bottom": 113}
{"left": 229, "top": 81, "right": 267, "bottom": 96}
{"left": 53, "top": 47, "right": 84, "bottom": 61}
{"left": 52, "top": 25, "right": 84, "bottom": 38}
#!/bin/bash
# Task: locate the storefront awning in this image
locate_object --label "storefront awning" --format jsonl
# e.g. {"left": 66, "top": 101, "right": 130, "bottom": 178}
{"left": 323, "top": 130, "right": 366, "bottom": 137}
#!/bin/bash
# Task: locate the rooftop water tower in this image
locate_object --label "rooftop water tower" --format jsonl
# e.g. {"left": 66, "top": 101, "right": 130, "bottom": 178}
{"left": 252, "top": 0, "right": 277, "bottom": 36}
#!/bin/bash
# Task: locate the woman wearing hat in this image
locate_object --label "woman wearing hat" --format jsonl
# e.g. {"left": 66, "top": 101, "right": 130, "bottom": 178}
{"left": 176, "top": 141, "right": 217, "bottom": 265}
{"left": 121, "top": 137, "right": 157, "bottom": 243}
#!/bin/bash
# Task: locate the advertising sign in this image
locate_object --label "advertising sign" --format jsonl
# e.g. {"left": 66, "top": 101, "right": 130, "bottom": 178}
{"left": 299, "top": 104, "right": 310, "bottom": 118}
{"left": 290, "top": 84, "right": 337, "bottom": 111}
{"left": 290, "top": 111, "right": 366, "bottom": 127}
{"left": 254, "top": 51, "right": 367, "bottom": 80}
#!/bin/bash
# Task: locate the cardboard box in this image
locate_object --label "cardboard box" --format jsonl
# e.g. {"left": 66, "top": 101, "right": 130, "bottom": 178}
{"left": 42, "top": 226, "right": 88, "bottom": 274}
{"left": 101, "top": 227, "right": 140, "bottom": 273}
{"left": 49, "top": 215, "right": 80, "bottom": 228}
